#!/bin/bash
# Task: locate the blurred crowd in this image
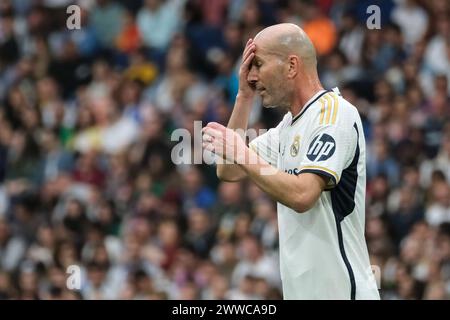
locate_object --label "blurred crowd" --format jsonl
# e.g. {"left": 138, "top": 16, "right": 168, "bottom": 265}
{"left": 0, "top": 0, "right": 449, "bottom": 300}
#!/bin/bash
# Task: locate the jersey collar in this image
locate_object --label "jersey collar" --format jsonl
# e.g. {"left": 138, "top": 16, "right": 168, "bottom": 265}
{"left": 291, "top": 89, "right": 329, "bottom": 126}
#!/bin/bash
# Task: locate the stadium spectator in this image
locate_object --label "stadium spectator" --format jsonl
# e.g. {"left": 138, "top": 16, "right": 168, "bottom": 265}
{"left": 0, "top": 0, "right": 449, "bottom": 300}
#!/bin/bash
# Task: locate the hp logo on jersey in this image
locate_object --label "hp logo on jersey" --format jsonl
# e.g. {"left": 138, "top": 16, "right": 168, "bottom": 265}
{"left": 306, "top": 133, "right": 336, "bottom": 161}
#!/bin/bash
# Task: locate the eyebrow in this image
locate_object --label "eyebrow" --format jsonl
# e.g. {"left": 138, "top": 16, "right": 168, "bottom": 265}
{"left": 253, "top": 56, "right": 264, "bottom": 64}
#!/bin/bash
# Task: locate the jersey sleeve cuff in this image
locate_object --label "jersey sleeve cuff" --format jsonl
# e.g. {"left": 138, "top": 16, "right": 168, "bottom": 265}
{"left": 298, "top": 166, "right": 339, "bottom": 189}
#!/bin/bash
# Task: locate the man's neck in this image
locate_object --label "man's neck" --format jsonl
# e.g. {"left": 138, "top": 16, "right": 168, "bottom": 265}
{"left": 290, "top": 82, "right": 325, "bottom": 118}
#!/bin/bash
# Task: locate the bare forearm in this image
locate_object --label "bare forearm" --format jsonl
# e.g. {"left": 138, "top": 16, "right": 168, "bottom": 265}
{"left": 239, "top": 149, "right": 324, "bottom": 213}
{"left": 227, "top": 94, "right": 253, "bottom": 131}
{"left": 216, "top": 94, "right": 253, "bottom": 181}
{"left": 242, "top": 165, "right": 305, "bottom": 211}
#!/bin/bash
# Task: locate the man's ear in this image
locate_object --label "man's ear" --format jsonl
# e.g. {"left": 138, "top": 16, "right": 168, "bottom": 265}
{"left": 287, "top": 55, "right": 299, "bottom": 79}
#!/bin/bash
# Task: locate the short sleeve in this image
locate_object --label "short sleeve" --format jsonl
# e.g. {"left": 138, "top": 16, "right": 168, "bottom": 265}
{"left": 248, "top": 112, "right": 292, "bottom": 167}
{"left": 299, "top": 122, "right": 358, "bottom": 189}
{"left": 248, "top": 127, "right": 279, "bottom": 167}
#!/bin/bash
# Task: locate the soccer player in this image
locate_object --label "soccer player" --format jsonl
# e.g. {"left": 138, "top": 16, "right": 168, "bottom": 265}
{"left": 202, "top": 23, "right": 380, "bottom": 300}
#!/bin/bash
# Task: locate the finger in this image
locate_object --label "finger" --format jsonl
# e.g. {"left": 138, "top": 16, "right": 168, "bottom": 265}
{"left": 242, "top": 52, "right": 255, "bottom": 67}
{"left": 242, "top": 41, "right": 254, "bottom": 57}
{"left": 242, "top": 43, "right": 256, "bottom": 62}
{"left": 242, "top": 39, "right": 255, "bottom": 60}
{"left": 244, "top": 38, "right": 253, "bottom": 50}
{"left": 202, "top": 132, "right": 214, "bottom": 143}
{"left": 203, "top": 121, "right": 224, "bottom": 129}
{"left": 202, "top": 141, "right": 211, "bottom": 149}
{"left": 206, "top": 122, "right": 226, "bottom": 131}
{"left": 203, "top": 127, "right": 223, "bottom": 139}
{"left": 202, "top": 142, "right": 215, "bottom": 153}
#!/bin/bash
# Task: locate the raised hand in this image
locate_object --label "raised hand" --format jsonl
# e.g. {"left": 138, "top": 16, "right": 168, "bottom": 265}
{"left": 238, "top": 38, "right": 257, "bottom": 99}
{"left": 202, "top": 122, "right": 248, "bottom": 165}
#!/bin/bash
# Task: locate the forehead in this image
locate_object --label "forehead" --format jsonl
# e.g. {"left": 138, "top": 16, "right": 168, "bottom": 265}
{"left": 253, "top": 35, "right": 284, "bottom": 61}
{"left": 254, "top": 35, "right": 271, "bottom": 54}
{"left": 254, "top": 43, "right": 280, "bottom": 62}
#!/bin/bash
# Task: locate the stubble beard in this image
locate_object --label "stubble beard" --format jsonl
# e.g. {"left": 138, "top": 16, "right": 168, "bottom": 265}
{"left": 262, "top": 91, "right": 291, "bottom": 111}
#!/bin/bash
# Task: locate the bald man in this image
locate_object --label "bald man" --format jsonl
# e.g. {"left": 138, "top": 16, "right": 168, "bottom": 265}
{"left": 202, "top": 24, "right": 380, "bottom": 300}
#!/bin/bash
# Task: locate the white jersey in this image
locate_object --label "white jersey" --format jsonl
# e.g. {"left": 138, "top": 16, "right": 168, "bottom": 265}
{"left": 249, "top": 88, "right": 380, "bottom": 300}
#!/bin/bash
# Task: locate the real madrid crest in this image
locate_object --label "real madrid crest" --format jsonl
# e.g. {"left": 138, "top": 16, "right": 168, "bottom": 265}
{"left": 290, "top": 135, "right": 300, "bottom": 157}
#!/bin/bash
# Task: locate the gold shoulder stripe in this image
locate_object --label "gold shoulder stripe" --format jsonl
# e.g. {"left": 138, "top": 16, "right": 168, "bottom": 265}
{"left": 331, "top": 93, "right": 339, "bottom": 124}
{"left": 319, "top": 98, "right": 326, "bottom": 125}
{"left": 324, "top": 94, "right": 333, "bottom": 124}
